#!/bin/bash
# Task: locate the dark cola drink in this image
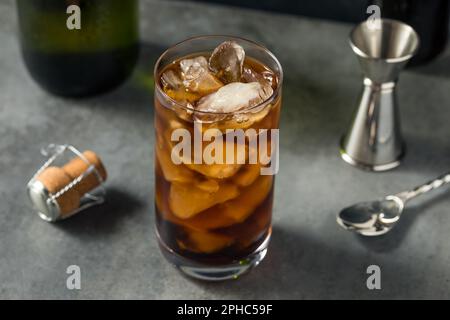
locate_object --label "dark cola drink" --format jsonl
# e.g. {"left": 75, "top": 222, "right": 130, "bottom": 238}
{"left": 153, "top": 36, "right": 283, "bottom": 280}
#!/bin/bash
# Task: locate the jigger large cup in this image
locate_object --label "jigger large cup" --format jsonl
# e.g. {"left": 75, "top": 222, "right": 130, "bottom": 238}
{"left": 340, "top": 19, "right": 419, "bottom": 171}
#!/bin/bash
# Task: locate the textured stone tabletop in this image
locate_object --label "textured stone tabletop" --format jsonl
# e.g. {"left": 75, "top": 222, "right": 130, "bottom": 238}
{"left": 1, "top": 0, "right": 450, "bottom": 299}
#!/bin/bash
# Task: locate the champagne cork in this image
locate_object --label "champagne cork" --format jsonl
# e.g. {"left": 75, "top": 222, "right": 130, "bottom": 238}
{"left": 62, "top": 150, "right": 108, "bottom": 196}
{"left": 36, "top": 166, "right": 81, "bottom": 216}
{"left": 28, "top": 146, "right": 107, "bottom": 222}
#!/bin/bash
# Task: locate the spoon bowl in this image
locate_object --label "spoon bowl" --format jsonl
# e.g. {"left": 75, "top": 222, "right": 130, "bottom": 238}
{"left": 337, "top": 196, "right": 404, "bottom": 236}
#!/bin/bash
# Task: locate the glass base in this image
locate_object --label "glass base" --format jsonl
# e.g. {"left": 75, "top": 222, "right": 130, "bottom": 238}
{"left": 157, "top": 231, "right": 271, "bottom": 281}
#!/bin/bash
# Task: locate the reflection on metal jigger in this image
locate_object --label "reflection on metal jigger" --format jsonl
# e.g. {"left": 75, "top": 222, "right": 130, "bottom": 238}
{"left": 340, "top": 19, "right": 420, "bottom": 171}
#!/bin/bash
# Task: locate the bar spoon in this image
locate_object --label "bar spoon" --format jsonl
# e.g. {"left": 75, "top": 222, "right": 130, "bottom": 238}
{"left": 337, "top": 172, "right": 450, "bottom": 236}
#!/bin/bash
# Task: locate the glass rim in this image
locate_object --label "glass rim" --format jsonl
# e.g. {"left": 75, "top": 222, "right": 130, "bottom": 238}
{"left": 154, "top": 35, "right": 284, "bottom": 116}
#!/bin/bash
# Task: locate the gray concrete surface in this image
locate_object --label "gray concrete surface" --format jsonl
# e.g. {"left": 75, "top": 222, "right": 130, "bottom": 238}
{"left": 1, "top": 0, "right": 450, "bottom": 299}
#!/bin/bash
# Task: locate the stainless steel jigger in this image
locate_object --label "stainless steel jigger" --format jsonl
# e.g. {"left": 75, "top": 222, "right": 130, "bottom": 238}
{"left": 340, "top": 19, "right": 420, "bottom": 171}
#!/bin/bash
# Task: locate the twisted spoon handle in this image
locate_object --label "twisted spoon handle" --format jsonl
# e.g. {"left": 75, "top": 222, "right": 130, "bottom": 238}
{"left": 396, "top": 172, "right": 450, "bottom": 203}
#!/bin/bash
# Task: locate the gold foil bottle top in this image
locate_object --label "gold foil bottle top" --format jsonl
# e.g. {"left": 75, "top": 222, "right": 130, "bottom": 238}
{"left": 27, "top": 149, "right": 107, "bottom": 221}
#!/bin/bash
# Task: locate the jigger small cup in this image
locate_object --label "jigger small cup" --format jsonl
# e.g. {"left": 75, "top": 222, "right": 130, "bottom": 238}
{"left": 340, "top": 19, "right": 419, "bottom": 171}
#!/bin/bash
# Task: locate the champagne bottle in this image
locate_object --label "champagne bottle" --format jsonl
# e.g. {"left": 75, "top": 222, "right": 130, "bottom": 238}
{"left": 16, "top": 0, "right": 139, "bottom": 97}
{"left": 372, "top": 0, "right": 449, "bottom": 65}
